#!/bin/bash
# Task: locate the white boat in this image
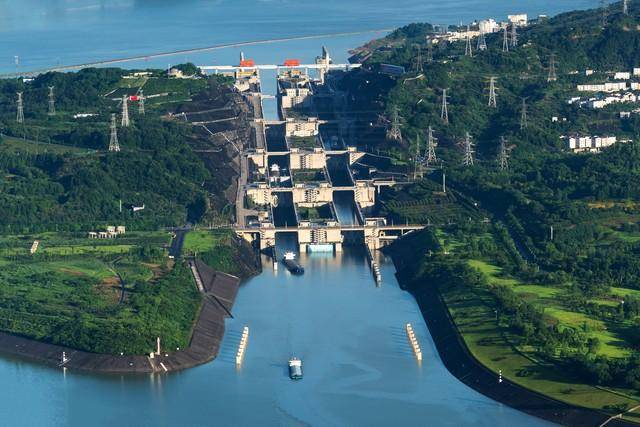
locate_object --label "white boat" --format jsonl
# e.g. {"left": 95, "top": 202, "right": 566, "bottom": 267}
{"left": 288, "top": 358, "right": 303, "bottom": 380}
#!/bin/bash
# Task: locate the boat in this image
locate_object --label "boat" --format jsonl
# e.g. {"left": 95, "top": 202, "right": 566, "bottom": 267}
{"left": 282, "top": 251, "right": 304, "bottom": 274}
{"left": 288, "top": 358, "right": 303, "bottom": 380}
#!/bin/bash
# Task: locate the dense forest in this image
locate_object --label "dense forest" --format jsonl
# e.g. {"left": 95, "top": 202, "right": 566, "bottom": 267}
{"left": 0, "top": 68, "right": 234, "bottom": 231}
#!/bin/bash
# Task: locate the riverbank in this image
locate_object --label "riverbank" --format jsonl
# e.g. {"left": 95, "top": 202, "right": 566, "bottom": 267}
{"left": 0, "top": 259, "right": 245, "bottom": 374}
{"left": 387, "top": 234, "right": 634, "bottom": 427}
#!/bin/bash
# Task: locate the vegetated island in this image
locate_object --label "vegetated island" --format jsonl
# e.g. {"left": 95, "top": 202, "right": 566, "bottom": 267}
{"left": 0, "top": 64, "right": 259, "bottom": 372}
{"left": 341, "top": 1, "right": 640, "bottom": 425}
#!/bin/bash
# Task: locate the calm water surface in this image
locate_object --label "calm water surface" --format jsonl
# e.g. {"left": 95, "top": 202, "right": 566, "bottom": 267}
{"left": 0, "top": 1, "right": 595, "bottom": 425}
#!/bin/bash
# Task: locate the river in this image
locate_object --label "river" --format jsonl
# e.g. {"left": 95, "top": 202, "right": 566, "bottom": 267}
{"left": 0, "top": 1, "right": 595, "bottom": 425}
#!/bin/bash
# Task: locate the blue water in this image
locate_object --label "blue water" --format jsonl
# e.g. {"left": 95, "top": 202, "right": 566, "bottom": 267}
{"left": 0, "top": 1, "right": 595, "bottom": 425}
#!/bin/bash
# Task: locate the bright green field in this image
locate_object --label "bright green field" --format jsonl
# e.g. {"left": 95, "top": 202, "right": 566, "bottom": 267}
{"left": 182, "top": 229, "right": 231, "bottom": 255}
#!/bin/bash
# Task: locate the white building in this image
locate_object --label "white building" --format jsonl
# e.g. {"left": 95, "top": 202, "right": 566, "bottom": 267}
{"left": 479, "top": 19, "right": 499, "bottom": 34}
{"left": 614, "top": 72, "right": 631, "bottom": 80}
{"left": 507, "top": 14, "right": 528, "bottom": 26}
{"left": 633, "top": 68, "right": 640, "bottom": 76}
{"left": 577, "top": 82, "right": 628, "bottom": 92}
{"left": 566, "top": 135, "right": 618, "bottom": 153}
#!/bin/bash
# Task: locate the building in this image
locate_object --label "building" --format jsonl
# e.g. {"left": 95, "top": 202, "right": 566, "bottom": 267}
{"left": 479, "top": 19, "right": 499, "bottom": 34}
{"left": 285, "top": 118, "right": 320, "bottom": 138}
{"left": 566, "top": 135, "right": 618, "bottom": 153}
{"left": 507, "top": 14, "right": 528, "bottom": 26}
{"left": 614, "top": 72, "right": 631, "bottom": 80}
{"left": 577, "top": 82, "right": 628, "bottom": 92}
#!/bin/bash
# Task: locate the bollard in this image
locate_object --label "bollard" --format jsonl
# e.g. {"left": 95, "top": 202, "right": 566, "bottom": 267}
{"left": 405, "top": 323, "right": 423, "bottom": 363}
{"left": 236, "top": 326, "right": 250, "bottom": 367}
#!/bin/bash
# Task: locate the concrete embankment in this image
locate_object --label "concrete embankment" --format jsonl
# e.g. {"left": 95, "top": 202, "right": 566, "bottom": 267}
{"left": 0, "top": 261, "right": 242, "bottom": 374}
{"left": 387, "top": 233, "right": 632, "bottom": 427}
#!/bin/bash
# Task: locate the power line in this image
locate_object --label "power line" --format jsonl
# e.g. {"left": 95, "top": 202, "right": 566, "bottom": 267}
{"left": 16, "top": 92, "right": 24, "bottom": 123}
{"left": 109, "top": 113, "right": 120, "bottom": 152}
{"left": 441, "top": 88, "right": 449, "bottom": 124}
{"left": 48, "top": 86, "right": 56, "bottom": 116}
{"left": 488, "top": 76, "right": 498, "bottom": 108}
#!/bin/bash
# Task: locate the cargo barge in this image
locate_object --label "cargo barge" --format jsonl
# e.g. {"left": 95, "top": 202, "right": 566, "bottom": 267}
{"left": 282, "top": 251, "right": 304, "bottom": 274}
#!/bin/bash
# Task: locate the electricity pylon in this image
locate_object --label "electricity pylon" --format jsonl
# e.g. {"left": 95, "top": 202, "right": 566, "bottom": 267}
{"left": 387, "top": 106, "right": 402, "bottom": 141}
{"left": 488, "top": 76, "right": 498, "bottom": 108}
{"left": 16, "top": 92, "right": 24, "bottom": 123}
{"left": 520, "top": 98, "right": 528, "bottom": 130}
{"left": 477, "top": 29, "right": 487, "bottom": 51}
{"left": 547, "top": 53, "right": 558, "bottom": 82}
{"left": 511, "top": 23, "right": 518, "bottom": 47}
{"left": 121, "top": 95, "right": 130, "bottom": 127}
{"left": 48, "top": 86, "right": 56, "bottom": 116}
{"left": 465, "top": 25, "right": 473, "bottom": 57}
{"left": 498, "top": 136, "right": 509, "bottom": 170}
{"left": 441, "top": 89, "right": 449, "bottom": 124}
{"left": 139, "top": 90, "right": 145, "bottom": 115}
{"left": 624, "top": 0, "right": 629, "bottom": 15}
{"left": 502, "top": 27, "right": 509, "bottom": 52}
{"left": 462, "top": 132, "right": 474, "bottom": 166}
{"left": 414, "top": 45, "right": 424, "bottom": 73}
{"left": 109, "top": 113, "right": 120, "bottom": 152}
{"left": 426, "top": 126, "right": 438, "bottom": 166}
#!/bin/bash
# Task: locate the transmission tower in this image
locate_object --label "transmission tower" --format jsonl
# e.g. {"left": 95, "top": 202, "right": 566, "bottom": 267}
{"left": 502, "top": 27, "right": 509, "bottom": 52}
{"left": 465, "top": 25, "right": 473, "bottom": 57}
{"left": 511, "top": 23, "right": 518, "bottom": 47}
{"left": 462, "top": 132, "right": 474, "bottom": 166}
{"left": 47, "top": 86, "right": 56, "bottom": 116}
{"left": 547, "top": 53, "right": 558, "bottom": 82}
{"left": 387, "top": 106, "right": 402, "bottom": 141}
{"left": 109, "top": 113, "right": 120, "bottom": 152}
{"left": 488, "top": 76, "right": 498, "bottom": 108}
{"left": 414, "top": 45, "right": 424, "bottom": 73}
{"left": 414, "top": 134, "right": 423, "bottom": 180}
{"left": 601, "top": 0, "right": 608, "bottom": 27}
{"left": 16, "top": 92, "right": 24, "bottom": 123}
{"left": 624, "top": 0, "right": 629, "bottom": 15}
{"left": 121, "top": 95, "right": 130, "bottom": 127}
{"left": 426, "top": 126, "right": 438, "bottom": 166}
{"left": 498, "top": 136, "right": 509, "bottom": 170}
{"left": 138, "top": 90, "right": 145, "bottom": 115}
{"left": 520, "top": 98, "right": 528, "bottom": 130}
{"left": 426, "top": 41, "right": 434, "bottom": 62}
{"left": 441, "top": 89, "right": 449, "bottom": 124}
{"left": 477, "top": 29, "right": 487, "bottom": 51}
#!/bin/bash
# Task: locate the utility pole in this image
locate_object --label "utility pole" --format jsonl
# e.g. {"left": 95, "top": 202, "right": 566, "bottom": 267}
{"left": 462, "top": 132, "right": 474, "bottom": 166}
{"left": 442, "top": 169, "right": 447, "bottom": 193}
{"left": 16, "top": 92, "right": 24, "bottom": 123}
{"left": 624, "top": 0, "right": 629, "bottom": 15}
{"left": 441, "top": 89, "right": 449, "bottom": 124}
{"left": 488, "top": 76, "right": 498, "bottom": 108}
{"left": 138, "top": 90, "right": 145, "bottom": 115}
{"left": 414, "top": 45, "right": 424, "bottom": 73}
{"left": 109, "top": 113, "right": 120, "bottom": 152}
{"left": 426, "top": 126, "right": 438, "bottom": 166}
{"left": 387, "top": 106, "right": 402, "bottom": 141}
{"left": 498, "top": 136, "right": 509, "bottom": 170}
{"left": 465, "top": 25, "right": 473, "bottom": 57}
{"left": 121, "top": 95, "right": 130, "bottom": 127}
{"left": 502, "top": 27, "right": 509, "bottom": 52}
{"left": 511, "top": 23, "right": 518, "bottom": 48}
{"left": 520, "top": 98, "right": 528, "bottom": 130}
{"left": 547, "top": 53, "right": 558, "bottom": 83}
{"left": 48, "top": 86, "right": 56, "bottom": 116}
{"left": 550, "top": 225, "right": 554, "bottom": 241}
{"left": 477, "top": 29, "right": 487, "bottom": 51}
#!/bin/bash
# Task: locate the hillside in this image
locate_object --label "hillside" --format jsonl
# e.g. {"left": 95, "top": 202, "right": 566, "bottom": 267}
{"left": 346, "top": 1, "right": 640, "bottom": 418}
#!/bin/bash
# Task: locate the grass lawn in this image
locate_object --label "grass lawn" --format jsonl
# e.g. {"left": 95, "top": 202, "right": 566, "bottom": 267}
{"left": 183, "top": 229, "right": 231, "bottom": 255}
{"left": 441, "top": 281, "right": 640, "bottom": 413}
